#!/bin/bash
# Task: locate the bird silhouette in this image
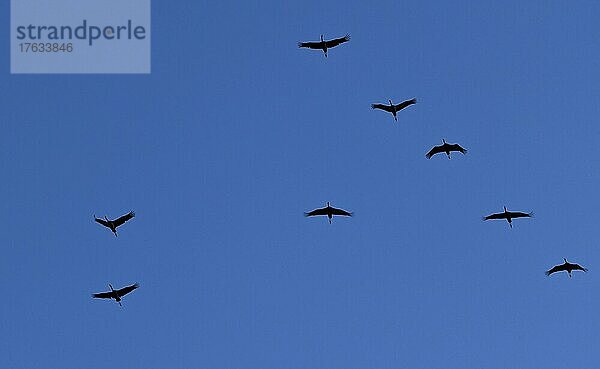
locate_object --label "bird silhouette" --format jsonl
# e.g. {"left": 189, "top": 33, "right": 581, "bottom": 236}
{"left": 298, "top": 34, "right": 350, "bottom": 58}
{"left": 546, "top": 258, "right": 588, "bottom": 278}
{"left": 304, "top": 202, "right": 353, "bottom": 223}
{"left": 94, "top": 211, "right": 135, "bottom": 237}
{"left": 371, "top": 98, "right": 417, "bottom": 122}
{"left": 426, "top": 139, "right": 467, "bottom": 159}
{"left": 482, "top": 206, "right": 533, "bottom": 228}
{"left": 92, "top": 283, "right": 139, "bottom": 306}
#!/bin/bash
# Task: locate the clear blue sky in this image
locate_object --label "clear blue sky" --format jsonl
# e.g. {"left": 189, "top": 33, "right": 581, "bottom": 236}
{"left": 2, "top": 1, "right": 600, "bottom": 368}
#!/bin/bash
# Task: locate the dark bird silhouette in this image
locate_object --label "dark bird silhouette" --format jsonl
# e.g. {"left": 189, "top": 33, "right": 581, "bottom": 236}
{"left": 371, "top": 98, "right": 417, "bottom": 122}
{"left": 425, "top": 139, "right": 467, "bottom": 159}
{"left": 546, "top": 258, "right": 588, "bottom": 277}
{"left": 298, "top": 34, "right": 350, "bottom": 58}
{"left": 483, "top": 206, "right": 533, "bottom": 228}
{"left": 92, "top": 283, "right": 139, "bottom": 306}
{"left": 304, "top": 202, "right": 353, "bottom": 223}
{"left": 94, "top": 211, "right": 135, "bottom": 237}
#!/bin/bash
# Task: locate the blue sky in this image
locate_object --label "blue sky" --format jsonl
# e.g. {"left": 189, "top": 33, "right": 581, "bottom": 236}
{"left": 2, "top": 1, "right": 600, "bottom": 368}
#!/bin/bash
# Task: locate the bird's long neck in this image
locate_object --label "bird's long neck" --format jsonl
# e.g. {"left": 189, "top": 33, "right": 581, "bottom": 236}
{"left": 503, "top": 206, "right": 507, "bottom": 213}
{"left": 320, "top": 35, "right": 324, "bottom": 42}
{"left": 442, "top": 139, "right": 446, "bottom": 144}
{"left": 326, "top": 201, "right": 330, "bottom": 207}
{"left": 389, "top": 99, "right": 393, "bottom": 106}
{"left": 564, "top": 258, "right": 568, "bottom": 263}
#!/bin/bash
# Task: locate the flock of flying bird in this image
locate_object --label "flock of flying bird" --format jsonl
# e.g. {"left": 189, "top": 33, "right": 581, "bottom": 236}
{"left": 298, "top": 33, "right": 588, "bottom": 279}
{"left": 92, "top": 212, "right": 138, "bottom": 306}
{"left": 89, "top": 33, "right": 586, "bottom": 308}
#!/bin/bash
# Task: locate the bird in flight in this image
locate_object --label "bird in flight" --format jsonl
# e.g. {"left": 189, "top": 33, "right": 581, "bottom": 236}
{"left": 546, "top": 258, "right": 588, "bottom": 278}
{"left": 92, "top": 283, "right": 139, "bottom": 306}
{"left": 298, "top": 34, "right": 350, "bottom": 58}
{"left": 304, "top": 202, "right": 353, "bottom": 223}
{"left": 425, "top": 139, "right": 467, "bottom": 159}
{"left": 94, "top": 211, "right": 135, "bottom": 237}
{"left": 371, "top": 98, "right": 417, "bottom": 122}
{"left": 482, "top": 206, "right": 533, "bottom": 228}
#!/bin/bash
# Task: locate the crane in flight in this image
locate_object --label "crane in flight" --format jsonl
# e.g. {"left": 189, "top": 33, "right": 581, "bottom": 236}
{"left": 425, "top": 139, "right": 467, "bottom": 159}
{"left": 371, "top": 98, "right": 417, "bottom": 122}
{"left": 305, "top": 202, "right": 353, "bottom": 223}
{"left": 298, "top": 34, "right": 350, "bottom": 58}
{"left": 94, "top": 211, "right": 135, "bottom": 237}
{"left": 92, "top": 283, "right": 139, "bottom": 306}
{"left": 482, "top": 206, "right": 533, "bottom": 228}
{"left": 545, "top": 259, "right": 587, "bottom": 278}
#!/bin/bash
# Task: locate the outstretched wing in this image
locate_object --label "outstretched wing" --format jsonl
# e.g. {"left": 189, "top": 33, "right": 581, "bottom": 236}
{"left": 371, "top": 104, "right": 394, "bottom": 112}
{"left": 394, "top": 98, "right": 417, "bottom": 111}
{"left": 508, "top": 211, "right": 533, "bottom": 219}
{"left": 448, "top": 143, "right": 467, "bottom": 155}
{"left": 304, "top": 207, "right": 328, "bottom": 217}
{"left": 324, "top": 34, "right": 350, "bottom": 48}
{"left": 94, "top": 217, "right": 110, "bottom": 228}
{"left": 483, "top": 212, "right": 506, "bottom": 221}
{"left": 425, "top": 145, "right": 444, "bottom": 159}
{"left": 92, "top": 291, "right": 113, "bottom": 299}
{"left": 330, "top": 207, "right": 353, "bottom": 217}
{"left": 116, "top": 283, "right": 139, "bottom": 297}
{"left": 113, "top": 211, "right": 135, "bottom": 227}
{"left": 298, "top": 41, "right": 323, "bottom": 49}
{"left": 571, "top": 263, "right": 588, "bottom": 272}
{"left": 545, "top": 264, "right": 564, "bottom": 276}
